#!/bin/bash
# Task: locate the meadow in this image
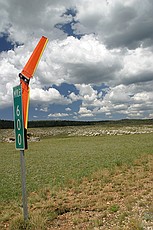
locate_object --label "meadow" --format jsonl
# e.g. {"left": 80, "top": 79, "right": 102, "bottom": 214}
{"left": 0, "top": 126, "right": 153, "bottom": 229}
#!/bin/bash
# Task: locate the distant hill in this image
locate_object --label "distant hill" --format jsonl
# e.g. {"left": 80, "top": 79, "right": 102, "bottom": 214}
{"left": 0, "top": 119, "right": 153, "bottom": 129}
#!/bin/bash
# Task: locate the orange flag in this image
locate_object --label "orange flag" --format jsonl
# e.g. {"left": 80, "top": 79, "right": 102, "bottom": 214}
{"left": 19, "top": 36, "right": 48, "bottom": 149}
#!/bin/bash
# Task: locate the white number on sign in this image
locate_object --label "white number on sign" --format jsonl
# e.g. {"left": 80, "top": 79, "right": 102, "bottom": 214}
{"left": 16, "top": 105, "right": 23, "bottom": 146}
{"left": 17, "top": 119, "right": 21, "bottom": 131}
{"left": 16, "top": 105, "right": 20, "bottom": 116}
{"left": 18, "top": 133, "right": 22, "bottom": 145}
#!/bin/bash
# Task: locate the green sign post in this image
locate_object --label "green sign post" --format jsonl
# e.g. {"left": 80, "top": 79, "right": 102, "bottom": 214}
{"left": 13, "top": 85, "right": 28, "bottom": 220}
{"left": 13, "top": 85, "right": 25, "bottom": 150}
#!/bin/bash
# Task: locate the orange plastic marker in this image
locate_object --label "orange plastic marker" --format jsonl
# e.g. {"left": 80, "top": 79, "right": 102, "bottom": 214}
{"left": 19, "top": 36, "right": 48, "bottom": 149}
{"left": 21, "top": 36, "right": 48, "bottom": 79}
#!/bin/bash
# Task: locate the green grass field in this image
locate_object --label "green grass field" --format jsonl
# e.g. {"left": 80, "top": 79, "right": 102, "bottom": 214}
{"left": 0, "top": 131, "right": 153, "bottom": 229}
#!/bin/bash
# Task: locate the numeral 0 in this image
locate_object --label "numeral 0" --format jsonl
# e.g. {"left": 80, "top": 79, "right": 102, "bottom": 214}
{"left": 18, "top": 134, "right": 22, "bottom": 145}
{"left": 17, "top": 119, "right": 21, "bottom": 130}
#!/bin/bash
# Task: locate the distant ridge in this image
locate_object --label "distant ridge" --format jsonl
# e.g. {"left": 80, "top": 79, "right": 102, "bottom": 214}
{"left": 0, "top": 119, "right": 153, "bottom": 129}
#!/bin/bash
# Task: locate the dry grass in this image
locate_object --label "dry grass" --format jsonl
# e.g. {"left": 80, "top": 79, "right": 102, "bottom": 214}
{"left": 1, "top": 154, "right": 152, "bottom": 230}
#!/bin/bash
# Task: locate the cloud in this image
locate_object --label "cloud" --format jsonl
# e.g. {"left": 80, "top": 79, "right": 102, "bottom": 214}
{"left": 40, "top": 107, "right": 48, "bottom": 112}
{"left": 71, "top": 83, "right": 153, "bottom": 119}
{"left": 78, "top": 107, "right": 94, "bottom": 117}
{"left": 30, "top": 87, "right": 71, "bottom": 105}
{"left": 74, "top": 0, "right": 153, "bottom": 48}
{"left": 0, "top": 0, "right": 153, "bottom": 120}
{"left": 0, "top": 0, "right": 77, "bottom": 43}
{"left": 37, "top": 35, "right": 153, "bottom": 88}
{"left": 48, "top": 112, "right": 69, "bottom": 118}
{"left": 65, "top": 107, "right": 71, "bottom": 111}
{"left": 74, "top": 84, "right": 100, "bottom": 106}
{"left": 39, "top": 35, "right": 122, "bottom": 86}
{"left": 118, "top": 47, "right": 153, "bottom": 85}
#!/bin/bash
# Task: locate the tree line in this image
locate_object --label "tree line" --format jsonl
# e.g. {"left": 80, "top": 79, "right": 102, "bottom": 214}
{"left": 0, "top": 119, "right": 94, "bottom": 129}
{"left": 0, "top": 119, "right": 153, "bottom": 129}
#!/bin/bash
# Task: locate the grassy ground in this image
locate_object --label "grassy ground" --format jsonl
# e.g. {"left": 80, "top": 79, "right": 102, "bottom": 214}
{"left": 0, "top": 132, "right": 153, "bottom": 229}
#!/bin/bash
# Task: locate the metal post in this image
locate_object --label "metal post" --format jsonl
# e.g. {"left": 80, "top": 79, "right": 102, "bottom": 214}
{"left": 20, "top": 150, "right": 28, "bottom": 221}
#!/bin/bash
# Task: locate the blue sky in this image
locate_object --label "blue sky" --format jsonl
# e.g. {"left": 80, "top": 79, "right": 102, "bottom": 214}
{"left": 0, "top": 0, "right": 153, "bottom": 121}
{"left": 0, "top": 35, "right": 14, "bottom": 52}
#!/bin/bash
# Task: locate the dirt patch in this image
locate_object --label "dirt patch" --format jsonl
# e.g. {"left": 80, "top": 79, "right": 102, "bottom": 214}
{"left": 1, "top": 154, "right": 152, "bottom": 230}
{"left": 46, "top": 155, "right": 153, "bottom": 230}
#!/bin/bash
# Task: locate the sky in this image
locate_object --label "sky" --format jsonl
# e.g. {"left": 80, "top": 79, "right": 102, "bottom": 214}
{"left": 0, "top": 0, "right": 153, "bottom": 121}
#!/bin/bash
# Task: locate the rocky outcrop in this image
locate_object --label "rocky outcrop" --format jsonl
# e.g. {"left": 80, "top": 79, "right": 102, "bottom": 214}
{"left": 1, "top": 125, "right": 153, "bottom": 143}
